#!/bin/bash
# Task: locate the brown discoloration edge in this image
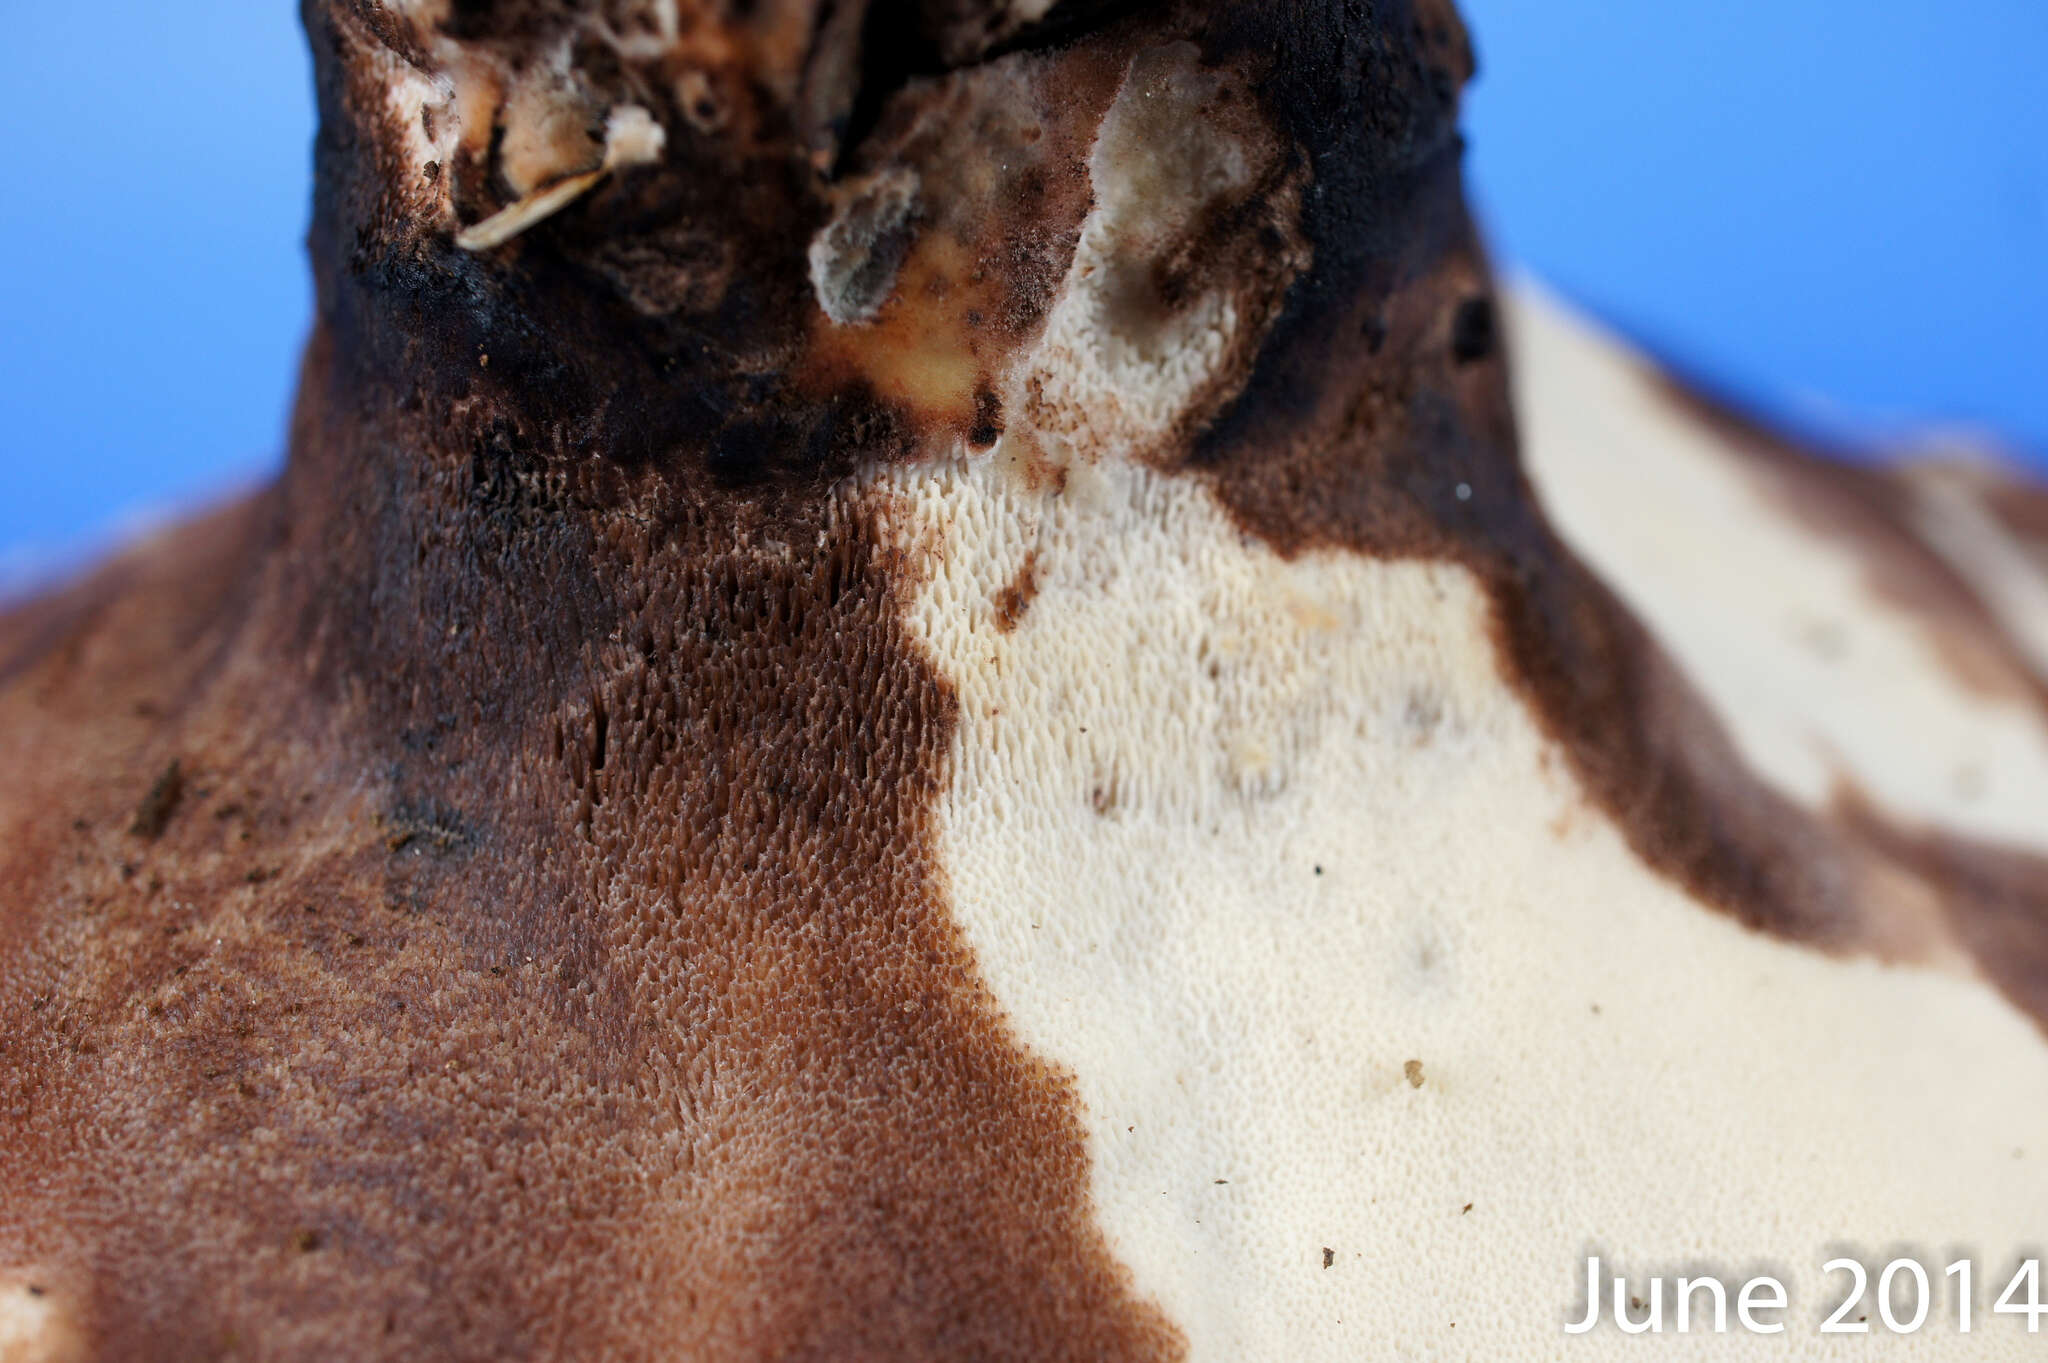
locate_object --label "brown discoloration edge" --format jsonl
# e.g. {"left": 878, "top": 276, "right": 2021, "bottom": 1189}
{"left": 1986, "top": 473, "right": 2048, "bottom": 575}
{"left": 0, "top": 3, "right": 1194, "bottom": 1358}
{"left": 1187, "top": 0, "right": 1862, "bottom": 948}
{"left": 1637, "top": 377, "right": 2048, "bottom": 1023}
{"left": 1839, "top": 790, "right": 2048, "bottom": 1033}
{"left": 1182, "top": 0, "right": 2048, "bottom": 1029}
{"left": 1650, "top": 373, "right": 2048, "bottom": 711}
{"left": 0, "top": 341, "right": 1181, "bottom": 1363}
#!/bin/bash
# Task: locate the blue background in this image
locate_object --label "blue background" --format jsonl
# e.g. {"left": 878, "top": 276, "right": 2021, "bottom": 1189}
{"left": 1, "top": 2, "right": 2042, "bottom": 587}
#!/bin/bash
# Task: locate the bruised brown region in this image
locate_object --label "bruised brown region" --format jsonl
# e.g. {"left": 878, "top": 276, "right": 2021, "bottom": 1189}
{"left": 992, "top": 549, "right": 1041, "bottom": 633}
{"left": 5, "top": 0, "right": 2048, "bottom": 1357}
{"left": 1632, "top": 373, "right": 2048, "bottom": 1030}
{"left": 1178, "top": 0, "right": 1863, "bottom": 947}
{"left": 1838, "top": 790, "right": 2048, "bottom": 1035}
{"left": 1173, "top": 1, "right": 2048, "bottom": 1014}
{"left": 1988, "top": 474, "right": 2048, "bottom": 574}
{"left": 0, "top": 1, "right": 1217, "bottom": 1358}
{"left": 1198, "top": 226, "right": 1864, "bottom": 950}
{"left": 0, "top": 311, "right": 1180, "bottom": 1363}
{"left": 1195, "top": 203, "right": 2048, "bottom": 1018}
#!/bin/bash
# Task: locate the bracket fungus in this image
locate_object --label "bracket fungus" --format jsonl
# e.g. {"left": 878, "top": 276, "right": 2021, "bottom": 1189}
{"left": 2, "top": 1, "right": 2048, "bottom": 1359}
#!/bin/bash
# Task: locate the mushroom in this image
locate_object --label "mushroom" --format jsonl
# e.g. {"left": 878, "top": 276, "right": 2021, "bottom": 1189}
{"left": 2, "top": 1, "right": 2047, "bottom": 1359}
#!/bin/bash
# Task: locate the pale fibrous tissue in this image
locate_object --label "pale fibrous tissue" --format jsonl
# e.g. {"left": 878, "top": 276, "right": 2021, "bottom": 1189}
{"left": 2, "top": 2, "right": 2047, "bottom": 1360}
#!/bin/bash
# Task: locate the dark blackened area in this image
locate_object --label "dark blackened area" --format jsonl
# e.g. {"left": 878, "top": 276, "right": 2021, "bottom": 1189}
{"left": 1191, "top": 0, "right": 1472, "bottom": 475}
{"left": 307, "top": 2, "right": 910, "bottom": 493}
{"left": 0, "top": 8, "right": 1194, "bottom": 1358}
{"left": 304, "top": 0, "right": 1157, "bottom": 495}
{"left": 1186, "top": 0, "right": 1864, "bottom": 946}
{"left": 128, "top": 761, "right": 186, "bottom": 840}
{"left": 1450, "top": 294, "right": 1494, "bottom": 363}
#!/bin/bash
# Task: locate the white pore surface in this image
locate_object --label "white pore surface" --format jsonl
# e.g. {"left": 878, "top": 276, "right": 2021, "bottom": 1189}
{"left": 884, "top": 448, "right": 2048, "bottom": 1359}
{"left": 870, "top": 147, "right": 2048, "bottom": 1350}
{"left": 1507, "top": 284, "right": 2048, "bottom": 852}
{"left": 885, "top": 450, "right": 2048, "bottom": 1359}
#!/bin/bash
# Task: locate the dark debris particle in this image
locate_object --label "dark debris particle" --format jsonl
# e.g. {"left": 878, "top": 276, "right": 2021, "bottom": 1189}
{"left": 130, "top": 759, "right": 185, "bottom": 839}
{"left": 993, "top": 551, "right": 1041, "bottom": 634}
{"left": 968, "top": 388, "right": 1005, "bottom": 449}
{"left": 1322, "top": 1248, "right": 1335, "bottom": 1269}
{"left": 1461, "top": 1202, "right": 1473, "bottom": 1214}
{"left": 294, "top": 1229, "right": 323, "bottom": 1253}
{"left": 1404, "top": 1059, "right": 1425, "bottom": 1088}
{"left": 1450, "top": 295, "right": 1496, "bottom": 364}
{"left": 25, "top": 1284, "right": 45, "bottom": 1297}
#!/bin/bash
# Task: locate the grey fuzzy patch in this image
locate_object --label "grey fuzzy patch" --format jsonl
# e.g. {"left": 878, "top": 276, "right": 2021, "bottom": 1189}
{"left": 808, "top": 168, "right": 921, "bottom": 326}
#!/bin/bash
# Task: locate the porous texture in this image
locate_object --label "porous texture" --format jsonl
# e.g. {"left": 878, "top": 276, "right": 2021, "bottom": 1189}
{"left": 0, "top": 5, "right": 1207, "bottom": 1355}
{"left": 4, "top": 0, "right": 2048, "bottom": 1359}
{"left": 1511, "top": 288, "right": 2048, "bottom": 1015}
{"left": 885, "top": 447, "right": 2048, "bottom": 1359}
{"left": 854, "top": 61, "right": 2048, "bottom": 1346}
{"left": 0, "top": 325, "right": 1180, "bottom": 1363}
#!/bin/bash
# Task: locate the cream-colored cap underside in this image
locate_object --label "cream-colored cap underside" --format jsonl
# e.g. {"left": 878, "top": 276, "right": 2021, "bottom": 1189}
{"left": 1508, "top": 284, "right": 2048, "bottom": 851}
{"left": 876, "top": 293, "right": 2048, "bottom": 1356}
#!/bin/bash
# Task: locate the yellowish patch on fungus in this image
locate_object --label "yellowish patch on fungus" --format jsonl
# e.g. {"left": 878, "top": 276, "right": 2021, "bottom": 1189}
{"left": 457, "top": 105, "right": 668, "bottom": 252}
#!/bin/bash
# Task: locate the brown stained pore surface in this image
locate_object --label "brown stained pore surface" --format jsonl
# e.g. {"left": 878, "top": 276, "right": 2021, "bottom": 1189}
{"left": 0, "top": 347, "right": 1179, "bottom": 1363}
{"left": 0, "top": 1, "right": 1191, "bottom": 1359}
{"left": 1184, "top": 0, "right": 1862, "bottom": 948}
{"left": 1173, "top": 4, "right": 2048, "bottom": 1032}
{"left": 1631, "top": 376, "right": 2048, "bottom": 1026}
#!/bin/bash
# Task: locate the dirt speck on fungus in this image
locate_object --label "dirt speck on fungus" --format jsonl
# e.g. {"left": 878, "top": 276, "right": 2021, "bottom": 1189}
{"left": 993, "top": 552, "right": 1042, "bottom": 635}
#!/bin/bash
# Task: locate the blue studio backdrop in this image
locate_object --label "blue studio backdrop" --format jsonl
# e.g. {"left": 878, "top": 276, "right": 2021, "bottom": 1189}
{"left": 1, "top": 0, "right": 2042, "bottom": 584}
